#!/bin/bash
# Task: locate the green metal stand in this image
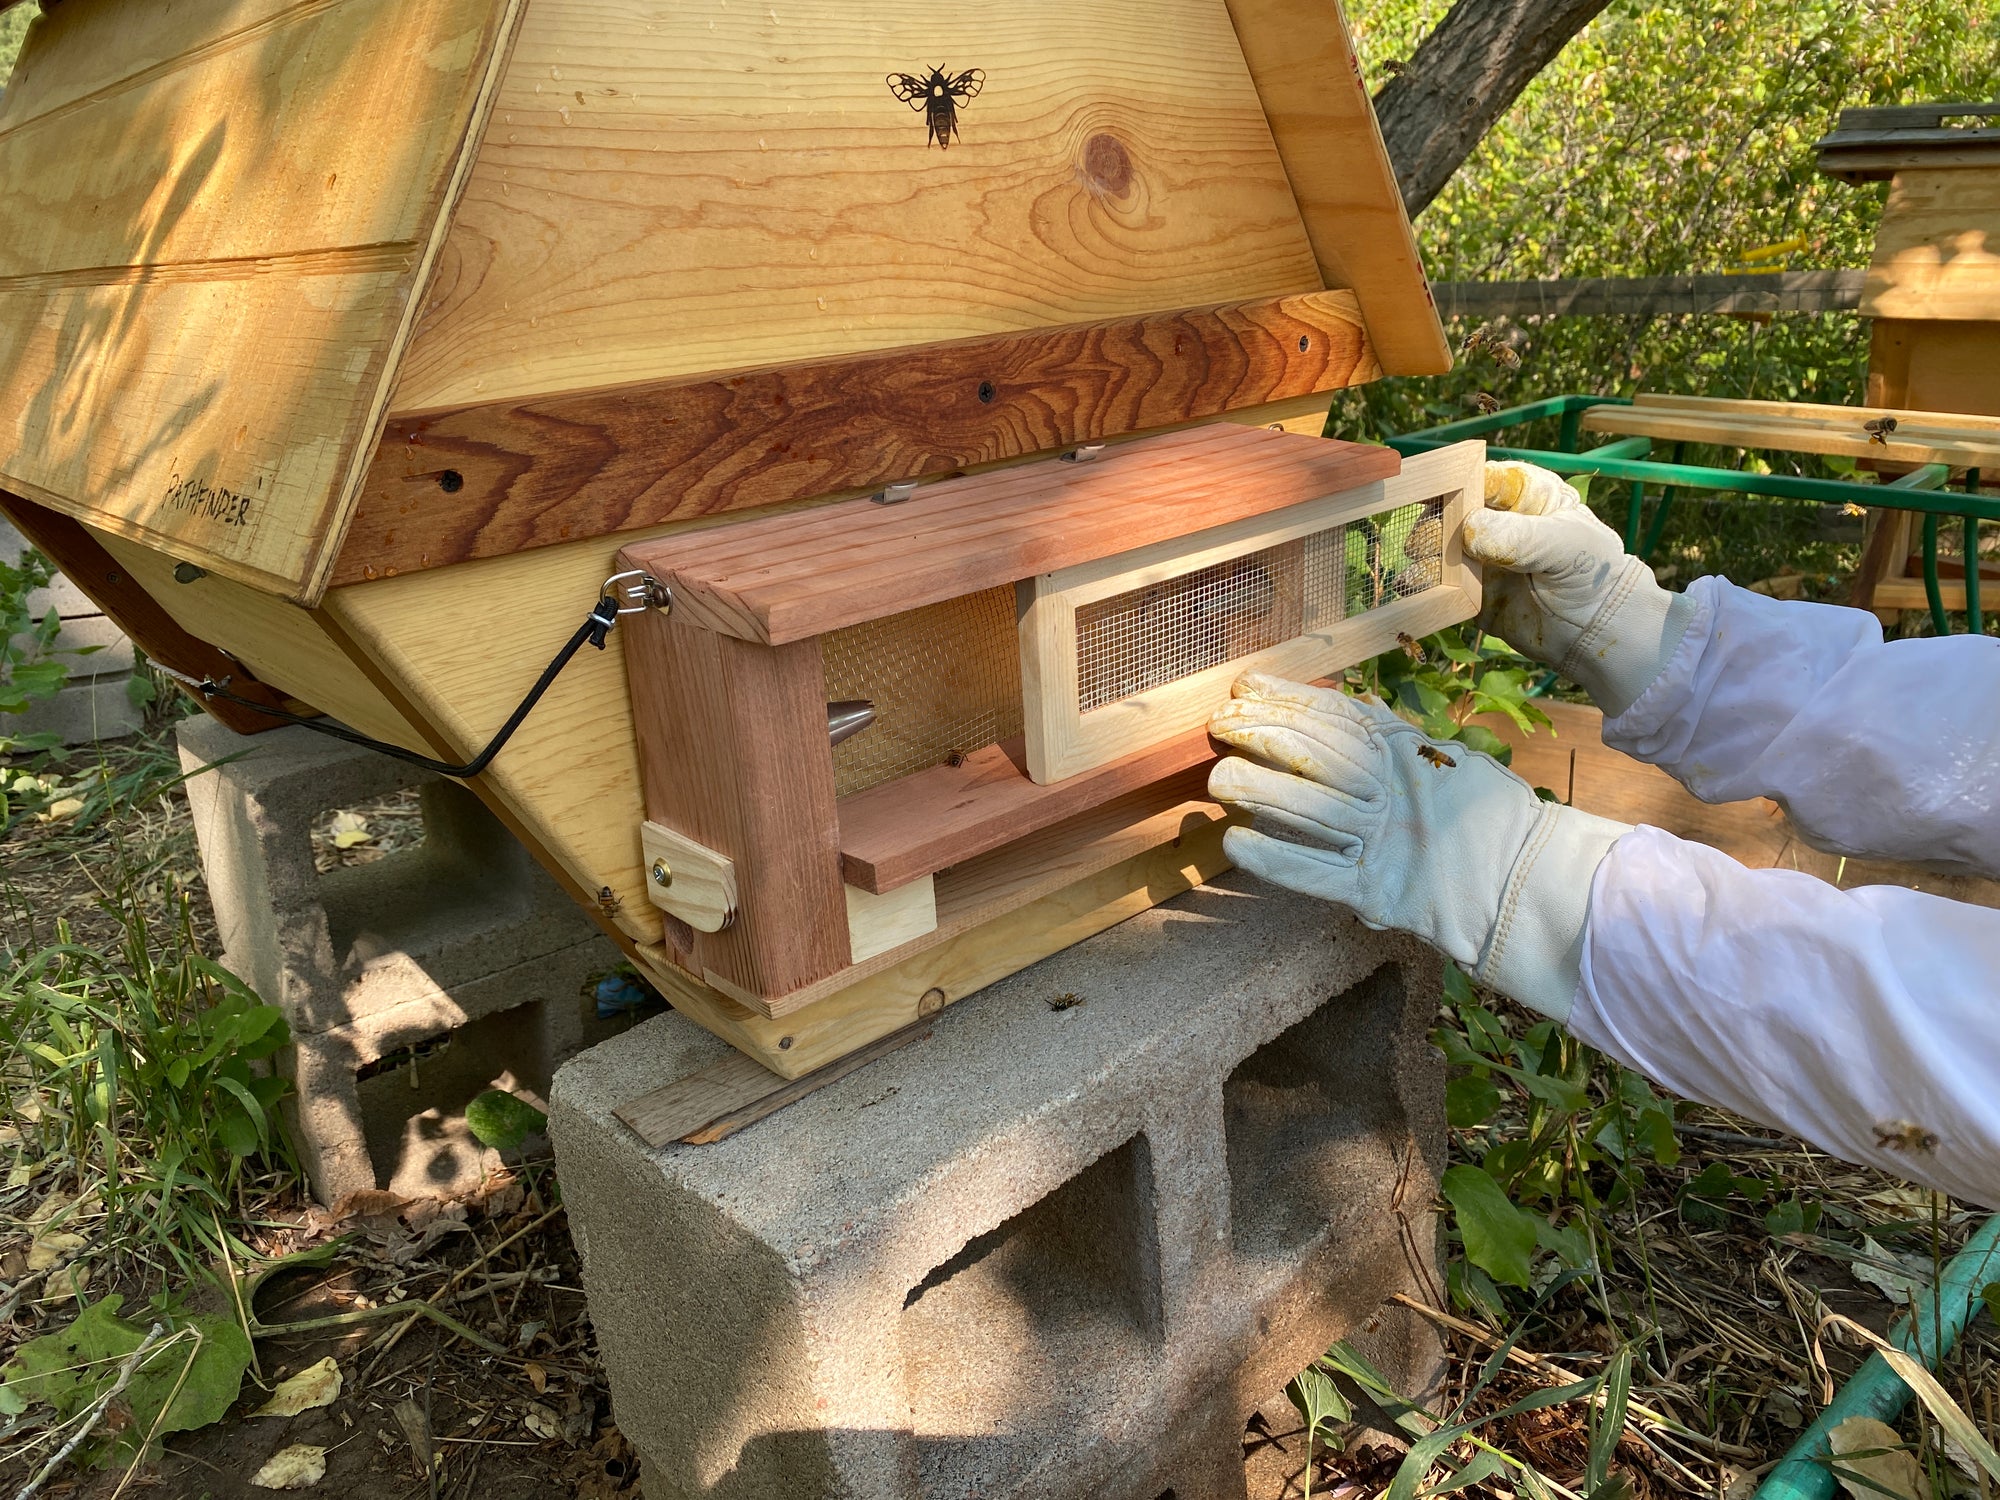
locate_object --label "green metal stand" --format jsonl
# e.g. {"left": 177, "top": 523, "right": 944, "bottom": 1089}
{"left": 1388, "top": 396, "right": 2000, "bottom": 634}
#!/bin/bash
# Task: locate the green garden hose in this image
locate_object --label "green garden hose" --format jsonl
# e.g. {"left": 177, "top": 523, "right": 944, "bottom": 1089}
{"left": 1754, "top": 1214, "right": 2000, "bottom": 1500}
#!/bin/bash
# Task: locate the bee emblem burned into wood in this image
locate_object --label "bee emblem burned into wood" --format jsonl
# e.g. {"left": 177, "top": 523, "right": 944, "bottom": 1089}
{"left": 887, "top": 66, "right": 985, "bottom": 149}
{"left": 1416, "top": 745, "right": 1456, "bottom": 770}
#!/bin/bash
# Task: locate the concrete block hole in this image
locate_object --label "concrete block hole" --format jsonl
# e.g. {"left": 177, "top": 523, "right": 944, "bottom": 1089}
{"left": 900, "top": 1133, "right": 1164, "bottom": 1484}
{"left": 1224, "top": 963, "right": 1411, "bottom": 1259}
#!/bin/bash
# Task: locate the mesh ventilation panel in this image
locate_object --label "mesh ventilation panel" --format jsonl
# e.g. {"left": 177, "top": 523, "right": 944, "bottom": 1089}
{"left": 1074, "top": 496, "right": 1446, "bottom": 713}
{"left": 822, "top": 585, "right": 1024, "bottom": 798}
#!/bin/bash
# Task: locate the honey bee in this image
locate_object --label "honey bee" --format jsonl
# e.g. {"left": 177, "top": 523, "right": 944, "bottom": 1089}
{"left": 1863, "top": 416, "right": 1898, "bottom": 446}
{"left": 886, "top": 66, "right": 984, "bottom": 150}
{"left": 1471, "top": 392, "right": 1502, "bottom": 416}
{"left": 593, "top": 886, "right": 622, "bottom": 919}
{"left": 1459, "top": 325, "right": 1492, "bottom": 358}
{"left": 1395, "top": 632, "right": 1426, "bottom": 662}
{"left": 1491, "top": 344, "right": 1522, "bottom": 370}
{"left": 1873, "top": 1118, "right": 1939, "bottom": 1153}
{"left": 1047, "top": 992, "right": 1084, "bottom": 1011}
{"left": 1416, "top": 745, "right": 1457, "bottom": 770}
{"left": 1841, "top": 502, "right": 1869, "bottom": 518}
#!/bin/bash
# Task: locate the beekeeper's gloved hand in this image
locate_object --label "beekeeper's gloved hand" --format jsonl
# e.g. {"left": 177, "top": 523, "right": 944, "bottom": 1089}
{"left": 1462, "top": 461, "right": 1699, "bottom": 717}
{"left": 1207, "top": 674, "right": 1629, "bottom": 1021}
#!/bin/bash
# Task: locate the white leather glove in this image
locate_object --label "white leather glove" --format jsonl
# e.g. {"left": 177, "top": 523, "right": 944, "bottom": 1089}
{"left": 1462, "top": 462, "right": 1698, "bottom": 717}
{"left": 1207, "top": 673, "right": 1630, "bottom": 1022}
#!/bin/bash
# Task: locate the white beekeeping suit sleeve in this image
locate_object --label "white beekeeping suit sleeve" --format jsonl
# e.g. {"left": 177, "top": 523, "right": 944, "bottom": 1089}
{"left": 1599, "top": 574, "right": 2000, "bottom": 877}
{"left": 1569, "top": 828, "right": 2000, "bottom": 1208}
{"left": 1569, "top": 576, "right": 2000, "bottom": 1206}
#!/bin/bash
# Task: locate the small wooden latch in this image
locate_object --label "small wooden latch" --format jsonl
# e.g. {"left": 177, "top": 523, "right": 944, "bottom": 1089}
{"left": 641, "top": 822, "right": 739, "bottom": 932}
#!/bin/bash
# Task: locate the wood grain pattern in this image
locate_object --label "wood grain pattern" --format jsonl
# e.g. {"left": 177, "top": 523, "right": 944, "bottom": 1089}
{"left": 84, "top": 526, "right": 438, "bottom": 754}
{"left": 0, "top": 0, "right": 523, "bottom": 603}
{"left": 616, "top": 425, "right": 1398, "bottom": 644}
{"left": 1863, "top": 168, "right": 2000, "bottom": 322}
{"left": 1219, "top": 0, "right": 1449, "bottom": 376}
{"left": 845, "top": 877, "right": 939, "bottom": 963}
{"left": 338, "top": 293, "right": 1378, "bottom": 586}
{"left": 632, "top": 790, "right": 1236, "bottom": 1071}
{"left": 1021, "top": 439, "right": 1483, "bottom": 782}
{"left": 624, "top": 613, "right": 850, "bottom": 997}
{"left": 615, "top": 1020, "right": 935, "bottom": 1149}
{"left": 1580, "top": 399, "right": 2000, "bottom": 468}
{"left": 0, "top": 490, "right": 307, "bottom": 736}
{"left": 837, "top": 728, "right": 1220, "bottom": 893}
{"left": 639, "top": 822, "right": 738, "bottom": 934}
{"left": 319, "top": 394, "right": 1327, "bottom": 944}
{"left": 1868, "top": 318, "right": 2000, "bottom": 421}
{"left": 723, "top": 769, "right": 1230, "bottom": 1019}
{"left": 389, "top": 0, "right": 1324, "bottom": 414}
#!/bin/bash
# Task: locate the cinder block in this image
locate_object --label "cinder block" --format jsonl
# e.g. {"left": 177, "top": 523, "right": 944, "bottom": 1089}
{"left": 551, "top": 872, "right": 1447, "bottom": 1500}
{"left": 15, "top": 672, "right": 143, "bottom": 744}
{"left": 177, "top": 716, "right": 630, "bottom": 1202}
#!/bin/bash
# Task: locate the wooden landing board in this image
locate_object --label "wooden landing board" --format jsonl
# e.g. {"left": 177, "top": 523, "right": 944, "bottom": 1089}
{"left": 1863, "top": 168, "right": 2000, "bottom": 322}
{"left": 838, "top": 728, "right": 1219, "bottom": 894}
{"left": 336, "top": 291, "right": 1379, "bottom": 586}
{"left": 1580, "top": 395, "right": 2000, "bottom": 469}
{"left": 0, "top": 0, "right": 523, "bottom": 603}
{"left": 388, "top": 0, "right": 1327, "bottom": 415}
{"left": 618, "top": 425, "right": 1399, "bottom": 644}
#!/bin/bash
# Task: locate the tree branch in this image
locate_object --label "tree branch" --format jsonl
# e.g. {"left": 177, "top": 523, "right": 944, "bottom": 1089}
{"left": 1373, "top": 0, "right": 1612, "bottom": 218}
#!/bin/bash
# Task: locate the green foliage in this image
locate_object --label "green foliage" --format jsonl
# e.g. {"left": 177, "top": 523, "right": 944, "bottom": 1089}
{"left": 465, "top": 1088, "right": 548, "bottom": 1153}
{"left": 1348, "top": 625, "right": 1551, "bottom": 764}
{"left": 1286, "top": 1363, "right": 1353, "bottom": 1500}
{"left": 0, "top": 6, "right": 29, "bottom": 85}
{"left": 0, "top": 1295, "right": 253, "bottom": 1467}
{"left": 1, "top": 542, "right": 74, "bottom": 765}
{"left": 1338, "top": 0, "right": 2000, "bottom": 449}
{"left": 0, "top": 892, "right": 294, "bottom": 1271}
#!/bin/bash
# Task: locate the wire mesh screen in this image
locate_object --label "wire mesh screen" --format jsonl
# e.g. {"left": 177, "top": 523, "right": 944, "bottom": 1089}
{"left": 1074, "top": 496, "right": 1447, "bottom": 713}
{"left": 822, "top": 585, "right": 1024, "bottom": 798}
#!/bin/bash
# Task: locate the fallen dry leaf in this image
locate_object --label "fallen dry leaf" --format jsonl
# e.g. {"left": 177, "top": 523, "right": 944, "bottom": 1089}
{"left": 524, "top": 1361, "right": 549, "bottom": 1395}
{"left": 40, "top": 1262, "right": 90, "bottom": 1304}
{"left": 327, "top": 811, "right": 373, "bottom": 849}
{"left": 522, "top": 1402, "right": 563, "bottom": 1441}
{"left": 251, "top": 1444, "right": 328, "bottom": 1490}
{"left": 1850, "top": 1236, "right": 1931, "bottom": 1306}
{"left": 254, "top": 1357, "right": 343, "bottom": 1418}
{"left": 27, "top": 1230, "right": 87, "bottom": 1271}
{"left": 1829, "top": 1417, "right": 1922, "bottom": 1500}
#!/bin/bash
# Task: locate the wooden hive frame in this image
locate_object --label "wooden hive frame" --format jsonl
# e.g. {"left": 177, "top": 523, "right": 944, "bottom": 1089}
{"left": 0, "top": 0, "right": 1452, "bottom": 1077}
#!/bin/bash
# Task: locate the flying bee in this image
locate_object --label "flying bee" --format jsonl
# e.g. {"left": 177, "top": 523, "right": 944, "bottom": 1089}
{"left": 1491, "top": 343, "right": 1522, "bottom": 370}
{"left": 593, "top": 885, "right": 622, "bottom": 919}
{"left": 1841, "top": 502, "right": 1869, "bottom": 519}
{"left": 1874, "top": 1118, "right": 1939, "bottom": 1154}
{"left": 1416, "top": 745, "right": 1457, "bottom": 770}
{"left": 1863, "top": 416, "right": 1899, "bottom": 446}
{"left": 1395, "top": 631, "right": 1426, "bottom": 662}
{"left": 1459, "top": 325, "right": 1492, "bottom": 357}
{"left": 887, "top": 66, "right": 985, "bottom": 150}
{"left": 1470, "top": 392, "right": 1502, "bottom": 415}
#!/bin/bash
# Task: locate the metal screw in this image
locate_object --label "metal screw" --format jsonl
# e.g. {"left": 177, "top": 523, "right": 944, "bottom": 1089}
{"left": 777, "top": 1036, "right": 794, "bottom": 1050}
{"left": 438, "top": 469, "right": 465, "bottom": 493}
{"left": 172, "top": 562, "right": 206, "bottom": 584}
{"left": 650, "top": 859, "right": 672, "bottom": 888}
{"left": 977, "top": 380, "right": 996, "bottom": 403}
{"left": 1297, "top": 335, "right": 1311, "bottom": 353}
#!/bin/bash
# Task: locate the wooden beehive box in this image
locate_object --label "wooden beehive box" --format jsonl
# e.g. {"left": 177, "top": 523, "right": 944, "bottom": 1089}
{"left": 1819, "top": 103, "right": 2000, "bottom": 416}
{"left": 0, "top": 0, "right": 1456, "bottom": 1078}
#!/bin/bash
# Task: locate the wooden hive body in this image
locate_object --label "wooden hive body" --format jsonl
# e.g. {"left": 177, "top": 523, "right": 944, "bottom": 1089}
{"left": 0, "top": 0, "right": 1453, "bottom": 1076}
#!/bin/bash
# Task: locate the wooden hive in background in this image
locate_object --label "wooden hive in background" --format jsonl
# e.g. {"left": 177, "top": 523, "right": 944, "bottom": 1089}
{"left": 0, "top": 0, "right": 1455, "bottom": 1077}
